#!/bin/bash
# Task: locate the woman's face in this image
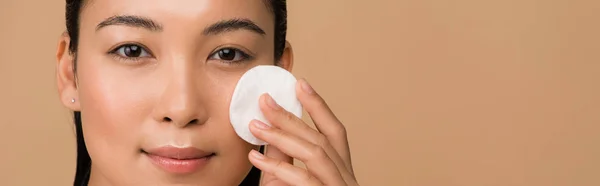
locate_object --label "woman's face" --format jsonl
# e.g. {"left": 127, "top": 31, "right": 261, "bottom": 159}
{"left": 57, "top": 0, "right": 291, "bottom": 185}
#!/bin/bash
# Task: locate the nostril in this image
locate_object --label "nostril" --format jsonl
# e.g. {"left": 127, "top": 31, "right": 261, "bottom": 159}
{"left": 161, "top": 117, "right": 200, "bottom": 126}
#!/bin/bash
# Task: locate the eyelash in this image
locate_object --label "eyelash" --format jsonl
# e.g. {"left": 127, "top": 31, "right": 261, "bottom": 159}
{"left": 208, "top": 47, "right": 254, "bottom": 64}
{"left": 108, "top": 43, "right": 153, "bottom": 63}
{"left": 108, "top": 44, "right": 254, "bottom": 64}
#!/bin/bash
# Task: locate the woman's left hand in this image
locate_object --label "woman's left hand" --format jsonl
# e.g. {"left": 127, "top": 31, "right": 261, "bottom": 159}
{"left": 248, "top": 79, "right": 360, "bottom": 186}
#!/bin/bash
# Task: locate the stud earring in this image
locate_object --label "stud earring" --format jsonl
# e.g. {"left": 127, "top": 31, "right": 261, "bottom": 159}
{"left": 71, "top": 98, "right": 76, "bottom": 103}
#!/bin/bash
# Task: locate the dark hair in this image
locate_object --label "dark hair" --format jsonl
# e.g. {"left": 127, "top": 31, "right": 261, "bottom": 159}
{"left": 66, "top": 1, "right": 287, "bottom": 185}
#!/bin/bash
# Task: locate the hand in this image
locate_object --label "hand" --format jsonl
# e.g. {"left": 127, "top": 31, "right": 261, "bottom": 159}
{"left": 248, "top": 79, "right": 359, "bottom": 186}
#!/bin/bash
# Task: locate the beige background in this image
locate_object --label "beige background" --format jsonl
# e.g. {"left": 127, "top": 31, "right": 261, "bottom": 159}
{"left": 1, "top": 0, "right": 599, "bottom": 185}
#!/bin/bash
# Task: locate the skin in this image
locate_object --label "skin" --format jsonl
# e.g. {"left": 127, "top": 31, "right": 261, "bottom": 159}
{"left": 56, "top": 0, "right": 359, "bottom": 185}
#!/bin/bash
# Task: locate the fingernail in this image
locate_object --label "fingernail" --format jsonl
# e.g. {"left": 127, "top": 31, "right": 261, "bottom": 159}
{"left": 250, "top": 149, "right": 265, "bottom": 160}
{"left": 252, "top": 119, "right": 271, "bottom": 130}
{"left": 265, "top": 94, "right": 281, "bottom": 110}
{"left": 300, "top": 79, "right": 314, "bottom": 94}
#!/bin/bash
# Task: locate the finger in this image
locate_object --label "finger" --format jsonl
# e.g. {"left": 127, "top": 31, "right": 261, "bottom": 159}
{"left": 249, "top": 120, "right": 345, "bottom": 186}
{"left": 296, "top": 79, "right": 354, "bottom": 172}
{"left": 260, "top": 94, "right": 355, "bottom": 181}
{"left": 259, "top": 93, "right": 315, "bottom": 137}
{"left": 261, "top": 145, "right": 292, "bottom": 185}
{"left": 249, "top": 150, "right": 322, "bottom": 186}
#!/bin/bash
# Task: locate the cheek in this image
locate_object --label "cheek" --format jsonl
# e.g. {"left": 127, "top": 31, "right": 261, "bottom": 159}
{"left": 73, "top": 54, "right": 162, "bottom": 183}
{"left": 204, "top": 69, "right": 257, "bottom": 166}
{"left": 76, "top": 58, "right": 157, "bottom": 158}
{"left": 205, "top": 70, "right": 254, "bottom": 146}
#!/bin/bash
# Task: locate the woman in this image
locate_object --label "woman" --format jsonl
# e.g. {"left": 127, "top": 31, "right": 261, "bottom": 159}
{"left": 56, "top": 0, "right": 360, "bottom": 185}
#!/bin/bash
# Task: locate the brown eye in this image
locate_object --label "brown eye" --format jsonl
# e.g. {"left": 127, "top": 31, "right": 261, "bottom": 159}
{"left": 209, "top": 48, "right": 250, "bottom": 63}
{"left": 113, "top": 44, "right": 151, "bottom": 58}
{"left": 218, "top": 48, "right": 236, "bottom": 60}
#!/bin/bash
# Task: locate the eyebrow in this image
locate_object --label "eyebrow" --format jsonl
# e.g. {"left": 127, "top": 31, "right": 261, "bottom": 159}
{"left": 202, "top": 18, "right": 266, "bottom": 36}
{"left": 96, "top": 15, "right": 163, "bottom": 31}
{"left": 95, "top": 16, "right": 265, "bottom": 36}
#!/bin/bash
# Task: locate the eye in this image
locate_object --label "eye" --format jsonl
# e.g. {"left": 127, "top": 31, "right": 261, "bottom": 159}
{"left": 111, "top": 44, "right": 152, "bottom": 59}
{"left": 209, "top": 48, "right": 251, "bottom": 63}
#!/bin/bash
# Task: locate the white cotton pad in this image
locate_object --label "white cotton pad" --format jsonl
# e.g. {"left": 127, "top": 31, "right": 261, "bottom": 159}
{"left": 229, "top": 65, "right": 303, "bottom": 145}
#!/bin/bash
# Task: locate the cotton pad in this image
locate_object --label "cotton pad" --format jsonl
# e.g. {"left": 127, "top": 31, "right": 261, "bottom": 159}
{"left": 229, "top": 65, "right": 303, "bottom": 145}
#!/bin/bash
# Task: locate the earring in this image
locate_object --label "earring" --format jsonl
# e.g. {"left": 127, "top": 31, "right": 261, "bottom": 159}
{"left": 71, "top": 98, "right": 76, "bottom": 103}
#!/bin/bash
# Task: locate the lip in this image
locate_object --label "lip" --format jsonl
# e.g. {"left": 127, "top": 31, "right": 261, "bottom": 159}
{"left": 143, "top": 146, "right": 214, "bottom": 174}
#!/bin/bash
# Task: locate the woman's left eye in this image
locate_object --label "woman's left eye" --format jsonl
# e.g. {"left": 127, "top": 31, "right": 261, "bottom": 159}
{"left": 209, "top": 48, "right": 251, "bottom": 63}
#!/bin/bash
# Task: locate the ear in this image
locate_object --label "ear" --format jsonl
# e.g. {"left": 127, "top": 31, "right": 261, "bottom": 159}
{"left": 56, "top": 32, "right": 81, "bottom": 111}
{"left": 277, "top": 41, "right": 294, "bottom": 72}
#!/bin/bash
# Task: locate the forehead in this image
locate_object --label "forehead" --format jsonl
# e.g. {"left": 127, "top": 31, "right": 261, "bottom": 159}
{"left": 79, "top": 0, "right": 274, "bottom": 33}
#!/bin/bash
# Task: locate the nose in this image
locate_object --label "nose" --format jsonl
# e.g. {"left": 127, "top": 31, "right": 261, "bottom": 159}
{"left": 151, "top": 60, "right": 207, "bottom": 128}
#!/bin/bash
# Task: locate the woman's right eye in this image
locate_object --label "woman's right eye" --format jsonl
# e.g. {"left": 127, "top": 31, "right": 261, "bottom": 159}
{"left": 110, "top": 44, "right": 152, "bottom": 59}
